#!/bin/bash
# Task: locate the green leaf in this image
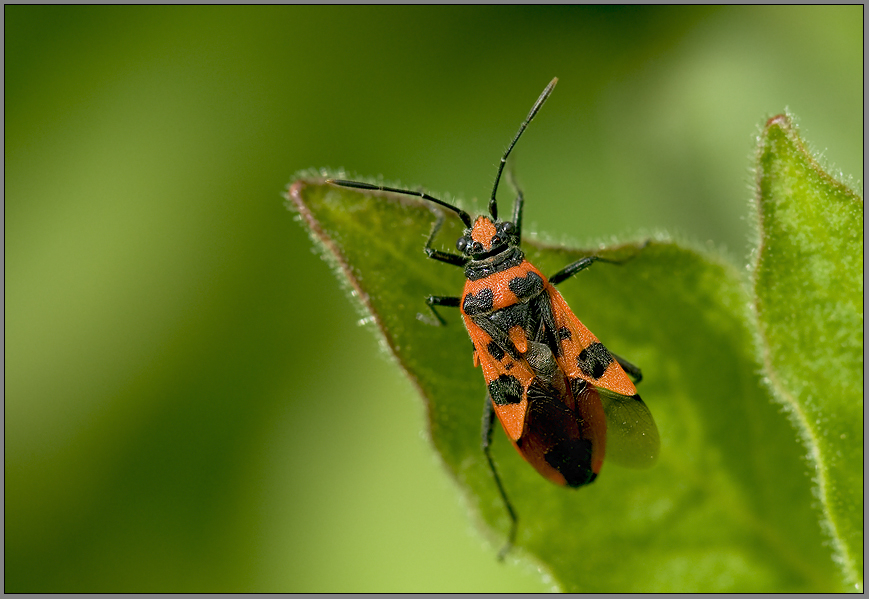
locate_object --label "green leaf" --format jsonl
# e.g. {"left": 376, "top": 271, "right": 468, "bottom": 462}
{"left": 752, "top": 115, "right": 863, "bottom": 591}
{"left": 287, "top": 173, "right": 844, "bottom": 592}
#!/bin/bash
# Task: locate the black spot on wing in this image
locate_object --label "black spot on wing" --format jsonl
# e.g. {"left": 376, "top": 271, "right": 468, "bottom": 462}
{"left": 508, "top": 271, "right": 544, "bottom": 300}
{"left": 577, "top": 342, "right": 613, "bottom": 380}
{"left": 486, "top": 340, "right": 505, "bottom": 361}
{"left": 488, "top": 375, "right": 524, "bottom": 406}
{"left": 462, "top": 288, "right": 494, "bottom": 316}
{"left": 558, "top": 326, "right": 572, "bottom": 340}
{"left": 488, "top": 302, "right": 530, "bottom": 331}
{"left": 472, "top": 314, "right": 523, "bottom": 360}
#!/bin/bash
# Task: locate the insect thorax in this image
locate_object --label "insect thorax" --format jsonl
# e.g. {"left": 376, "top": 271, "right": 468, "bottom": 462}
{"left": 464, "top": 246, "right": 526, "bottom": 282}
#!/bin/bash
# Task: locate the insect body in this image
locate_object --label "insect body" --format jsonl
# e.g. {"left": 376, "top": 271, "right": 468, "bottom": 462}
{"left": 328, "top": 77, "right": 658, "bottom": 558}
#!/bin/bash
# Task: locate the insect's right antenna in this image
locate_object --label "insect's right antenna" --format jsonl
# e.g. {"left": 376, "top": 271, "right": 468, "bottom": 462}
{"left": 488, "top": 77, "right": 558, "bottom": 221}
{"left": 327, "top": 179, "right": 473, "bottom": 229}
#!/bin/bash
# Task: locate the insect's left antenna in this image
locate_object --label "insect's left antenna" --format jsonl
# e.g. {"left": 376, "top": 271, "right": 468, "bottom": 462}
{"left": 327, "top": 179, "right": 473, "bottom": 229}
{"left": 488, "top": 77, "right": 558, "bottom": 221}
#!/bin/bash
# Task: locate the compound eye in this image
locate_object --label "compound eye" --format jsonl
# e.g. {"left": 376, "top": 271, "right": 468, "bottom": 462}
{"left": 500, "top": 222, "right": 514, "bottom": 235}
{"left": 456, "top": 237, "right": 469, "bottom": 253}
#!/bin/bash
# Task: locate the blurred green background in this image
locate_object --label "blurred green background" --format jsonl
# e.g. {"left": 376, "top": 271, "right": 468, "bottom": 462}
{"left": 5, "top": 6, "right": 862, "bottom": 592}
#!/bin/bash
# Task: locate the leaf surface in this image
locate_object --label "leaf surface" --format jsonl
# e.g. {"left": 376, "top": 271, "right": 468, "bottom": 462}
{"left": 752, "top": 115, "right": 863, "bottom": 590}
{"left": 287, "top": 173, "right": 847, "bottom": 591}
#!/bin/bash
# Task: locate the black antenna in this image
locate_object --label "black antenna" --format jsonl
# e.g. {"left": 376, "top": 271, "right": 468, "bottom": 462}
{"left": 488, "top": 77, "right": 558, "bottom": 221}
{"left": 327, "top": 179, "right": 473, "bottom": 229}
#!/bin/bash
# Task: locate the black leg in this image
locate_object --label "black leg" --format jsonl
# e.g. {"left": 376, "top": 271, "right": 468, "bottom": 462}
{"left": 549, "top": 240, "right": 650, "bottom": 286}
{"left": 612, "top": 352, "right": 643, "bottom": 384}
{"left": 482, "top": 395, "right": 518, "bottom": 561}
{"left": 423, "top": 212, "right": 468, "bottom": 267}
{"left": 548, "top": 256, "right": 625, "bottom": 286}
{"left": 416, "top": 295, "right": 461, "bottom": 326}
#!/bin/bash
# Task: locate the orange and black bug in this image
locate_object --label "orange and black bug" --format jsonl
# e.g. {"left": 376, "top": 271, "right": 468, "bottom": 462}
{"left": 328, "top": 77, "right": 658, "bottom": 558}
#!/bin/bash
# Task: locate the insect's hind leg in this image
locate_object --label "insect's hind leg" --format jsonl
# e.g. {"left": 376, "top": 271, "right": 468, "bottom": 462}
{"left": 482, "top": 394, "right": 518, "bottom": 561}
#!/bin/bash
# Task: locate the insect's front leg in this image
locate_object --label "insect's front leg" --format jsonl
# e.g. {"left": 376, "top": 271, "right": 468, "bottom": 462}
{"left": 482, "top": 394, "right": 518, "bottom": 561}
{"left": 416, "top": 213, "right": 468, "bottom": 325}
{"left": 424, "top": 211, "right": 468, "bottom": 267}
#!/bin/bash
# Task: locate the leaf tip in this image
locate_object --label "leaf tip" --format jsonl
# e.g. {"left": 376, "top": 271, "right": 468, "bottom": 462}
{"left": 764, "top": 113, "right": 791, "bottom": 131}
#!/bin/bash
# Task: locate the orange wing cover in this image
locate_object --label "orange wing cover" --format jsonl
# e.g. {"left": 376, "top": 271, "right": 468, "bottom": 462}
{"left": 461, "top": 261, "right": 638, "bottom": 487}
